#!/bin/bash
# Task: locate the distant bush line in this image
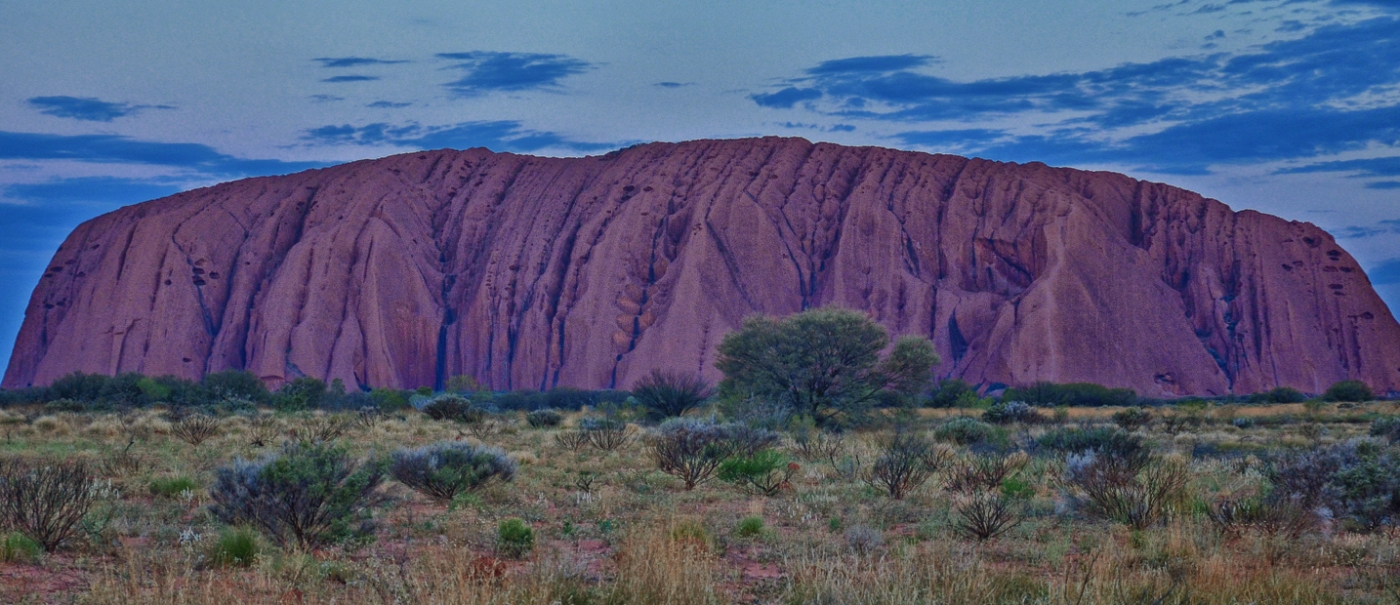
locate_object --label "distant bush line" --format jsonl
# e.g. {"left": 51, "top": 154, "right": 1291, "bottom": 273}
{"left": 0, "top": 371, "right": 630, "bottom": 413}
{"left": 0, "top": 370, "right": 1384, "bottom": 414}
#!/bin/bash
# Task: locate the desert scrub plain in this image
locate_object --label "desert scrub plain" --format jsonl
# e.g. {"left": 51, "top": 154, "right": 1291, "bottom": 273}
{"left": 0, "top": 388, "right": 1397, "bottom": 604}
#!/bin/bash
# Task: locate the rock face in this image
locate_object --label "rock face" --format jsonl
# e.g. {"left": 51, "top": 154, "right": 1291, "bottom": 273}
{"left": 6, "top": 137, "right": 1400, "bottom": 396}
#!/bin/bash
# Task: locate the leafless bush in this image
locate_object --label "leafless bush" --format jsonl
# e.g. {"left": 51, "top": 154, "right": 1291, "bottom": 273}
{"left": 1062, "top": 452, "right": 1189, "bottom": 530}
{"left": 790, "top": 430, "right": 845, "bottom": 462}
{"left": 353, "top": 406, "right": 381, "bottom": 431}
{"left": 574, "top": 471, "right": 600, "bottom": 494}
{"left": 465, "top": 418, "right": 506, "bottom": 442}
{"left": 0, "top": 458, "right": 98, "bottom": 550}
{"left": 631, "top": 369, "right": 715, "bottom": 419}
{"left": 390, "top": 442, "right": 516, "bottom": 502}
{"left": 945, "top": 451, "right": 1029, "bottom": 494}
{"left": 298, "top": 414, "right": 352, "bottom": 444}
{"left": 171, "top": 414, "right": 220, "bottom": 447}
{"left": 248, "top": 415, "right": 278, "bottom": 447}
{"left": 99, "top": 438, "right": 144, "bottom": 477}
{"left": 582, "top": 418, "right": 635, "bottom": 452}
{"left": 650, "top": 419, "right": 739, "bottom": 490}
{"left": 1206, "top": 493, "right": 1312, "bottom": 539}
{"left": 862, "top": 432, "right": 951, "bottom": 500}
{"left": 953, "top": 492, "right": 1023, "bottom": 541}
{"left": 554, "top": 429, "right": 590, "bottom": 451}
{"left": 844, "top": 525, "right": 884, "bottom": 554}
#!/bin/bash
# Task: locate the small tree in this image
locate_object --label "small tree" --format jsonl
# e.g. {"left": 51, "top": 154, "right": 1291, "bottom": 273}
{"left": 715, "top": 307, "right": 938, "bottom": 427}
{"left": 1323, "top": 380, "right": 1374, "bottom": 403}
{"left": 631, "top": 370, "right": 715, "bottom": 419}
{"left": 274, "top": 377, "right": 327, "bottom": 411}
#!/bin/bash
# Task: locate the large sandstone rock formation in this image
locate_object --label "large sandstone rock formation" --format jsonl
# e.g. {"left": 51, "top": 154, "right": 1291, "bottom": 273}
{"left": 6, "top": 137, "right": 1399, "bottom": 396}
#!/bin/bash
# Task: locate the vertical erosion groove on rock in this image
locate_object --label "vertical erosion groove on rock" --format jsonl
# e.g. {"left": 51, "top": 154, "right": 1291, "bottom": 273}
{"left": 6, "top": 137, "right": 1399, "bottom": 397}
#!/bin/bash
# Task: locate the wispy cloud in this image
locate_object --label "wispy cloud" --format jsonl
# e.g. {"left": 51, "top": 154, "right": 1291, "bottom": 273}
{"left": 0, "top": 131, "right": 328, "bottom": 177}
{"left": 302, "top": 120, "right": 616, "bottom": 153}
{"left": 367, "top": 100, "right": 412, "bottom": 108}
{"left": 27, "top": 96, "right": 172, "bottom": 122}
{"left": 749, "top": 16, "right": 1400, "bottom": 175}
{"left": 1336, "top": 219, "right": 1400, "bottom": 238}
{"left": 654, "top": 81, "right": 693, "bottom": 88}
{"left": 313, "top": 57, "right": 408, "bottom": 68}
{"left": 1278, "top": 157, "right": 1400, "bottom": 177}
{"left": 435, "top": 51, "right": 591, "bottom": 96}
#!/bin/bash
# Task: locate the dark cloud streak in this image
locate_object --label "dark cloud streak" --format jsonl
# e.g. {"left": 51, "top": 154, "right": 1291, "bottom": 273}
{"left": 0, "top": 131, "right": 327, "bottom": 177}
{"left": 27, "top": 96, "right": 172, "bottom": 122}
{"left": 436, "top": 51, "right": 591, "bottom": 96}
{"left": 322, "top": 75, "right": 380, "bottom": 83}
{"left": 313, "top": 57, "right": 408, "bottom": 68}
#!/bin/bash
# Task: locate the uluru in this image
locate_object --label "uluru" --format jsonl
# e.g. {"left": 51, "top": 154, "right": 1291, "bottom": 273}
{"left": 5, "top": 137, "right": 1399, "bottom": 397}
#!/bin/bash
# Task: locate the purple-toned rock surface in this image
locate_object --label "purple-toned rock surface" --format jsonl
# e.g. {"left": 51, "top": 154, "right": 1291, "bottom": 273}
{"left": 6, "top": 137, "right": 1399, "bottom": 396}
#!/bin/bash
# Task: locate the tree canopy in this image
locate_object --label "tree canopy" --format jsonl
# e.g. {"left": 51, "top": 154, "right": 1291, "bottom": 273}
{"left": 715, "top": 307, "right": 938, "bottom": 427}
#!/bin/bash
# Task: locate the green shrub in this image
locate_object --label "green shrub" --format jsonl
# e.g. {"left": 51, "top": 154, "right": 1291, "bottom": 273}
{"left": 735, "top": 516, "right": 765, "bottom": 538}
{"left": 1324, "top": 380, "right": 1374, "bottom": 403}
{"left": 717, "top": 449, "right": 796, "bottom": 496}
{"left": 932, "top": 417, "right": 1004, "bottom": 446}
{"left": 0, "top": 532, "right": 41, "bottom": 563}
{"left": 982, "top": 401, "right": 1042, "bottom": 424}
{"left": 497, "top": 518, "right": 534, "bottom": 558}
{"left": 1036, "top": 427, "right": 1145, "bottom": 461}
{"left": 42, "top": 399, "right": 87, "bottom": 413}
{"left": 927, "top": 378, "right": 974, "bottom": 408}
{"left": 417, "top": 394, "right": 484, "bottom": 423}
{"left": 208, "top": 442, "right": 386, "bottom": 549}
{"left": 273, "top": 377, "right": 327, "bottom": 411}
{"left": 210, "top": 527, "right": 260, "bottom": 567}
{"left": 1371, "top": 416, "right": 1400, "bottom": 443}
{"left": 1328, "top": 441, "right": 1400, "bottom": 531}
{"left": 390, "top": 442, "right": 516, "bottom": 502}
{"left": 369, "top": 388, "right": 411, "bottom": 412}
{"left": 1112, "top": 407, "right": 1154, "bottom": 431}
{"left": 1001, "top": 476, "right": 1036, "bottom": 500}
{"left": 526, "top": 408, "right": 563, "bottom": 428}
{"left": 149, "top": 476, "right": 199, "bottom": 498}
{"left": 1249, "top": 386, "right": 1307, "bottom": 404}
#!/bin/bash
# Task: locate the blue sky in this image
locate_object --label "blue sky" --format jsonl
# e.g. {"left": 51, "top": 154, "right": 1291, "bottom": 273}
{"left": 1, "top": 0, "right": 1398, "bottom": 373}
